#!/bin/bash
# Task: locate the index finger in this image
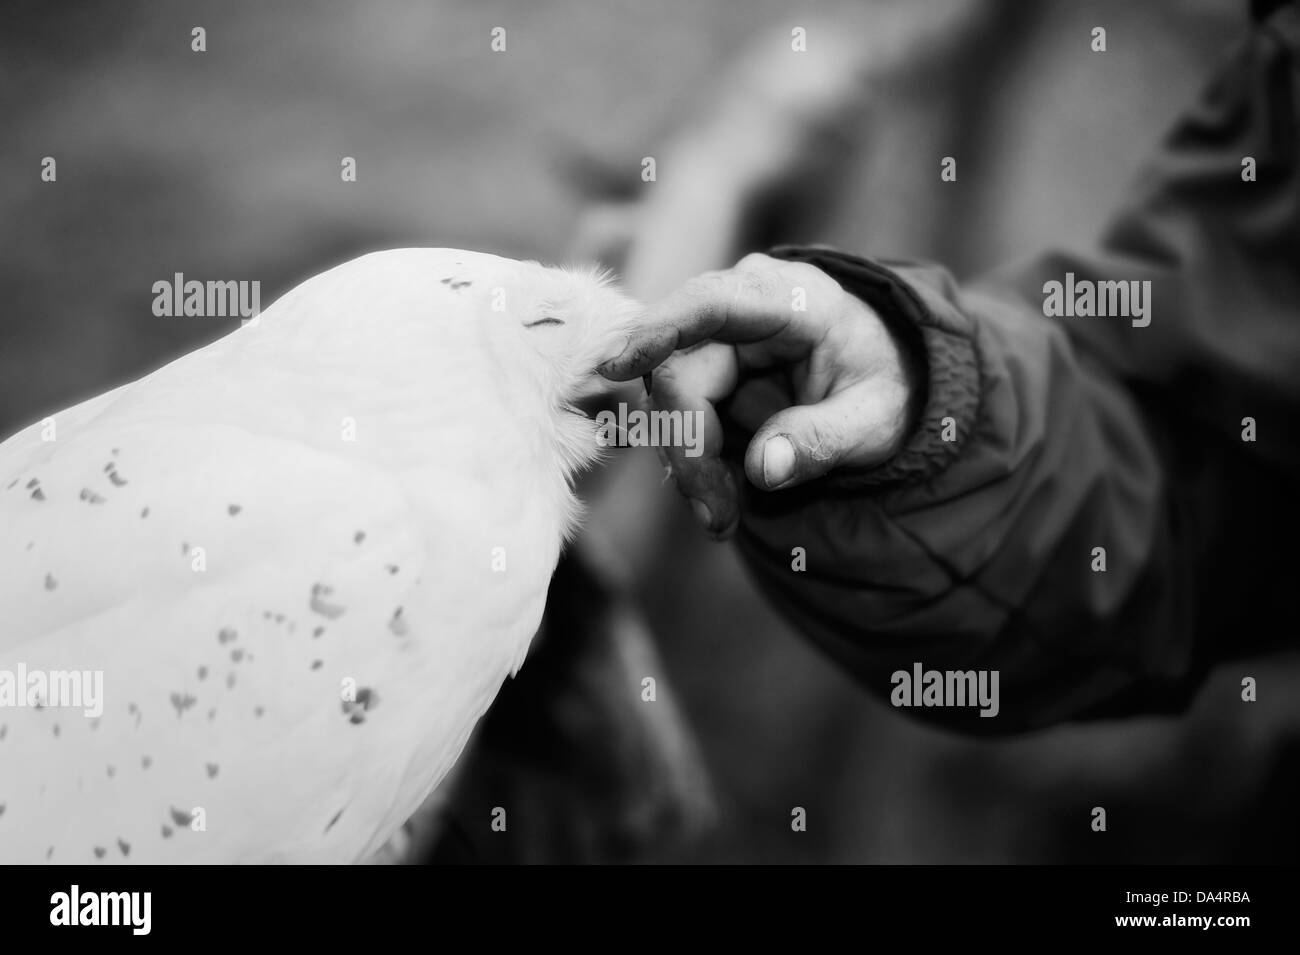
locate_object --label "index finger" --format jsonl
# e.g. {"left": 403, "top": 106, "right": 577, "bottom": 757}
{"left": 649, "top": 343, "right": 742, "bottom": 539}
{"left": 599, "top": 257, "right": 831, "bottom": 381}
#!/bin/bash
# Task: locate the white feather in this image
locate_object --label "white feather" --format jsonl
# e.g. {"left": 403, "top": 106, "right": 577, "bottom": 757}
{"left": 0, "top": 248, "right": 640, "bottom": 863}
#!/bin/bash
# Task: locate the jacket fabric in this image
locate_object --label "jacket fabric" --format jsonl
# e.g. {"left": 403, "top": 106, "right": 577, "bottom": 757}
{"left": 742, "top": 1, "right": 1300, "bottom": 732}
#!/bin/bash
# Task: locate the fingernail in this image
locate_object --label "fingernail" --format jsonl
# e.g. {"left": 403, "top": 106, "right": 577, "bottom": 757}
{"left": 690, "top": 499, "right": 713, "bottom": 528}
{"left": 763, "top": 436, "right": 796, "bottom": 488}
{"left": 597, "top": 339, "right": 631, "bottom": 377}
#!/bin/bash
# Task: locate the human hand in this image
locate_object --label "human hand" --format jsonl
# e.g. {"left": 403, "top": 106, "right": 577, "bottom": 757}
{"left": 599, "top": 253, "right": 921, "bottom": 538}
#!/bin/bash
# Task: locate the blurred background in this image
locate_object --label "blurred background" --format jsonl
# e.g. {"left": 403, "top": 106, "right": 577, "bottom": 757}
{"left": 3, "top": 0, "right": 1298, "bottom": 863}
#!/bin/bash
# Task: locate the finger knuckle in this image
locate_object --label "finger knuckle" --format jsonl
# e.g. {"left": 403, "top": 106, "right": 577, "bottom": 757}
{"left": 735, "top": 267, "right": 777, "bottom": 302}
{"left": 803, "top": 417, "right": 846, "bottom": 466}
{"left": 784, "top": 261, "right": 837, "bottom": 294}
{"left": 685, "top": 270, "right": 730, "bottom": 305}
{"left": 735, "top": 251, "right": 774, "bottom": 271}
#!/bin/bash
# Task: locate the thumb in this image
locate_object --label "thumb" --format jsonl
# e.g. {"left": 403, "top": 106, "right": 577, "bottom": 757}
{"left": 743, "top": 388, "right": 881, "bottom": 491}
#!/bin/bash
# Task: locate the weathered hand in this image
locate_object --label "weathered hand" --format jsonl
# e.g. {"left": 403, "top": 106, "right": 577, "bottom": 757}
{"left": 600, "top": 253, "right": 920, "bottom": 538}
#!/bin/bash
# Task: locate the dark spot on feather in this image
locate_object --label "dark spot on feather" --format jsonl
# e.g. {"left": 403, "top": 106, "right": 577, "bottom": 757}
{"left": 107, "top": 469, "right": 127, "bottom": 487}
{"left": 93, "top": 846, "right": 106, "bottom": 859}
{"left": 170, "top": 692, "right": 197, "bottom": 716}
{"left": 388, "top": 607, "right": 409, "bottom": 637}
{"left": 254, "top": 706, "right": 265, "bottom": 718}
{"left": 197, "top": 666, "right": 208, "bottom": 680}
{"left": 524, "top": 316, "right": 565, "bottom": 328}
{"left": 90, "top": 719, "right": 100, "bottom": 730}
{"left": 106, "top": 764, "right": 115, "bottom": 778}
{"left": 226, "top": 673, "right": 236, "bottom": 689}
{"left": 4, "top": 478, "right": 15, "bottom": 490}
{"left": 31, "top": 488, "right": 45, "bottom": 501}
{"left": 52, "top": 724, "right": 60, "bottom": 737}
{"left": 111, "top": 448, "right": 119, "bottom": 455}
{"left": 46, "top": 847, "right": 53, "bottom": 859}
{"left": 25, "top": 541, "right": 33, "bottom": 551}
{"left": 310, "top": 583, "right": 346, "bottom": 619}
{"left": 141, "top": 507, "right": 149, "bottom": 518}
{"left": 231, "top": 648, "right": 244, "bottom": 663}
{"left": 206, "top": 763, "right": 219, "bottom": 779}
{"left": 228, "top": 504, "right": 241, "bottom": 515}
{"left": 142, "top": 755, "right": 152, "bottom": 769}
{"left": 386, "top": 564, "right": 399, "bottom": 575}
{"left": 26, "top": 479, "right": 38, "bottom": 489}
{"left": 0, "top": 725, "right": 7, "bottom": 740}
{"left": 274, "top": 613, "right": 284, "bottom": 624}
{"left": 324, "top": 808, "right": 345, "bottom": 833}
{"left": 161, "top": 826, "right": 173, "bottom": 839}
{"left": 117, "top": 838, "right": 130, "bottom": 856}
{"left": 170, "top": 806, "right": 193, "bottom": 827}
{"left": 218, "top": 627, "right": 237, "bottom": 644}
{"left": 341, "top": 687, "right": 378, "bottom": 725}
{"left": 313, "top": 626, "right": 324, "bottom": 638}
{"left": 181, "top": 541, "right": 189, "bottom": 555}
{"left": 44, "top": 573, "right": 57, "bottom": 591}
{"left": 79, "top": 487, "right": 106, "bottom": 504}
{"left": 207, "top": 708, "right": 216, "bottom": 721}
{"left": 354, "top": 531, "right": 365, "bottom": 544}
{"left": 0, "top": 803, "right": 5, "bottom": 816}
{"left": 311, "top": 660, "right": 322, "bottom": 670}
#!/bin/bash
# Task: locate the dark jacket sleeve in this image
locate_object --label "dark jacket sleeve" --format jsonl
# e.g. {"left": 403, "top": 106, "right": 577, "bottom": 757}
{"left": 743, "top": 1, "right": 1300, "bottom": 734}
